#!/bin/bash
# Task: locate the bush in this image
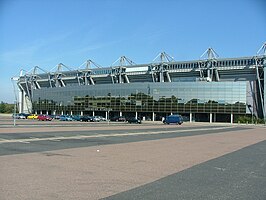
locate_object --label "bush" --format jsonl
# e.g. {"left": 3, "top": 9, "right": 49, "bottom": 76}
{"left": 256, "top": 118, "right": 265, "bottom": 124}
{"left": 235, "top": 115, "right": 265, "bottom": 124}
{"left": 235, "top": 116, "right": 251, "bottom": 123}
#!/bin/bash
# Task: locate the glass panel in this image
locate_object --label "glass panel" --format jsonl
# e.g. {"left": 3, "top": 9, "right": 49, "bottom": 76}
{"left": 32, "top": 82, "right": 247, "bottom": 114}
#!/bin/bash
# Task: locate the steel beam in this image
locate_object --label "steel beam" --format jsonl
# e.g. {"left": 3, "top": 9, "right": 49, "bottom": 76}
{"left": 264, "top": 59, "right": 266, "bottom": 120}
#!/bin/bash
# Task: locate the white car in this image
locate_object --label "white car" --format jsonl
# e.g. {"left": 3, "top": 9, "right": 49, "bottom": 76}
{"left": 12, "top": 114, "right": 26, "bottom": 119}
{"left": 94, "top": 116, "right": 106, "bottom": 121}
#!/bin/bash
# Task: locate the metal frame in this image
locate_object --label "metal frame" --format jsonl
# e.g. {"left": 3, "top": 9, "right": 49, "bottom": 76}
{"left": 14, "top": 43, "right": 266, "bottom": 118}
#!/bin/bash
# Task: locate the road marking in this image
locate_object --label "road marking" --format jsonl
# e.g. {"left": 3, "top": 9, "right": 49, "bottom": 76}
{"left": 214, "top": 167, "right": 226, "bottom": 171}
{"left": 48, "top": 139, "right": 61, "bottom": 142}
{"left": 0, "top": 126, "right": 236, "bottom": 144}
{"left": 17, "top": 141, "right": 31, "bottom": 144}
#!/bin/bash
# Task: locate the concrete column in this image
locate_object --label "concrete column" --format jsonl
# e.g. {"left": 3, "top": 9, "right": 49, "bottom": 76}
{"left": 171, "top": 112, "right": 173, "bottom": 115}
{"left": 264, "top": 63, "right": 266, "bottom": 120}
{"left": 53, "top": 110, "right": 56, "bottom": 115}
{"left": 152, "top": 112, "right": 155, "bottom": 121}
{"left": 40, "top": 111, "right": 42, "bottom": 114}
{"left": 92, "top": 111, "right": 95, "bottom": 116}
{"left": 46, "top": 111, "right": 49, "bottom": 115}
{"left": 61, "top": 111, "right": 64, "bottom": 115}
{"left": 119, "top": 111, "right": 122, "bottom": 117}
{"left": 190, "top": 113, "right": 192, "bottom": 123}
{"left": 19, "top": 89, "right": 31, "bottom": 114}
{"left": 105, "top": 111, "right": 108, "bottom": 120}
{"left": 207, "top": 69, "right": 210, "bottom": 79}
{"left": 70, "top": 111, "right": 73, "bottom": 115}
{"left": 210, "top": 113, "right": 212, "bottom": 123}
{"left": 135, "top": 112, "right": 138, "bottom": 118}
{"left": 231, "top": 113, "right": 234, "bottom": 124}
{"left": 213, "top": 113, "right": 216, "bottom": 123}
{"left": 80, "top": 111, "right": 83, "bottom": 116}
{"left": 18, "top": 90, "right": 23, "bottom": 113}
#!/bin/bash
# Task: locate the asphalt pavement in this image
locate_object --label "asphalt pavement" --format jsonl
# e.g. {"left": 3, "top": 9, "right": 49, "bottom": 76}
{"left": 0, "top": 118, "right": 265, "bottom": 200}
{"left": 104, "top": 140, "right": 266, "bottom": 200}
{"left": 0, "top": 125, "right": 248, "bottom": 156}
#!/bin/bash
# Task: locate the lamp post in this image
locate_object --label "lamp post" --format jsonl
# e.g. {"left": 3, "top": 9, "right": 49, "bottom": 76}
{"left": 252, "top": 106, "right": 254, "bottom": 124}
{"left": 13, "top": 101, "right": 17, "bottom": 126}
{"left": 106, "top": 108, "right": 112, "bottom": 125}
{"left": 107, "top": 109, "right": 110, "bottom": 125}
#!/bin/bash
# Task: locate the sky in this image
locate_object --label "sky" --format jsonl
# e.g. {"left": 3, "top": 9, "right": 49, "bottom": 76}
{"left": 0, "top": 0, "right": 265, "bottom": 103}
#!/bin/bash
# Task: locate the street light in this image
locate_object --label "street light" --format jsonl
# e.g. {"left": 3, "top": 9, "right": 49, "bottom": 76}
{"left": 13, "top": 101, "right": 17, "bottom": 126}
{"left": 106, "top": 108, "right": 112, "bottom": 125}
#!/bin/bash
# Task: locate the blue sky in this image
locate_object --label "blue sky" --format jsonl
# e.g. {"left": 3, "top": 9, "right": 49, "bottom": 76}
{"left": 0, "top": 0, "right": 265, "bottom": 103}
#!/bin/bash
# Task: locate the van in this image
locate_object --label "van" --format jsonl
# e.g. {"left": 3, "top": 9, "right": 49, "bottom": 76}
{"left": 163, "top": 115, "right": 183, "bottom": 125}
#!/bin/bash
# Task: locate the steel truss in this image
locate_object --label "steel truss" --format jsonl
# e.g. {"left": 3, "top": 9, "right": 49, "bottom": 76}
{"left": 255, "top": 42, "right": 266, "bottom": 119}
{"left": 15, "top": 43, "right": 266, "bottom": 118}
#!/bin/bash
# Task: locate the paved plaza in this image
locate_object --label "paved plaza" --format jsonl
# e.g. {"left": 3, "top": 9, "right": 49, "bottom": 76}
{"left": 0, "top": 116, "right": 265, "bottom": 200}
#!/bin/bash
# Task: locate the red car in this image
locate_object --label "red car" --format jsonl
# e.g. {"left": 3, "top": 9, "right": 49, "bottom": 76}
{"left": 37, "top": 115, "right": 52, "bottom": 121}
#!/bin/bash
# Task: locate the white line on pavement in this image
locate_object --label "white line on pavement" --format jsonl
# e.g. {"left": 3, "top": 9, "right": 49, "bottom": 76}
{"left": 0, "top": 126, "right": 235, "bottom": 144}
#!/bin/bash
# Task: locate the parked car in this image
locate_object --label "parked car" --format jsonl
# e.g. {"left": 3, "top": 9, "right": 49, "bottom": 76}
{"left": 71, "top": 115, "right": 81, "bottom": 121}
{"left": 181, "top": 116, "right": 191, "bottom": 122}
{"left": 59, "top": 115, "right": 73, "bottom": 121}
{"left": 54, "top": 115, "right": 61, "bottom": 120}
{"left": 80, "top": 116, "right": 93, "bottom": 122}
{"left": 20, "top": 113, "right": 30, "bottom": 118}
{"left": 110, "top": 116, "right": 126, "bottom": 122}
{"left": 94, "top": 116, "right": 106, "bottom": 121}
{"left": 27, "top": 114, "right": 39, "bottom": 119}
{"left": 163, "top": 115, "right": 183, "bottom": 125}
{"left": 12, "top": 113, "right": 26, "bottom": 119}
{"left": 91, "top": 116, "right": 100, "bottom": 122}
{"left": 37, "top": 115, "right": 52, "bottom": 121}
{"left": 127, "top": 117, "right": 142, "bottom": 124}
{"left": 50, "top": 115, "right": 60, "bottom": 120}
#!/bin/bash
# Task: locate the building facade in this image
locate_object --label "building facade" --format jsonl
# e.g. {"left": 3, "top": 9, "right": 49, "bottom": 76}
{"left": 16, "top": 45, "right": 266, "bottom": 122}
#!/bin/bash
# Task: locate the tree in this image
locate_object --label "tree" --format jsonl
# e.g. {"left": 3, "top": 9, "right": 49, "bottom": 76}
{"left": 0, "top": 101, "right": 15, "bottom": 113}
{"left": 0, "top": 101, "right": 5, "bottom": 113}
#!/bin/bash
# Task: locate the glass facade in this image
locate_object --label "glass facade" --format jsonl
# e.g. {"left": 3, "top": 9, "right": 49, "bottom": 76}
{"left": 32, "top": 82, "right": 247, "bottom": 115}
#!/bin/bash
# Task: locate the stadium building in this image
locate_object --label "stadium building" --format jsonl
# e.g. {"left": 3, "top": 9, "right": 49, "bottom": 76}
{"left": 15, "top": 43, "right": 266, "bottom": 123}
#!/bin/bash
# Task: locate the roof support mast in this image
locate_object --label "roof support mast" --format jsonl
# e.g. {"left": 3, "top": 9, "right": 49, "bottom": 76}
{"left": 78, "top": 59, "right": 102, "bottom": 85}
{"left": 152, "top": 52, "right": 174, "bottom": 82}
{"left": 256, "top": 42, "right": 266, "bottom": 119}
{"left": 200, "top": 47, "right": 219, "bottom": 82}
{"left": 111, "top": 56, "right": 135, "bottom": 84}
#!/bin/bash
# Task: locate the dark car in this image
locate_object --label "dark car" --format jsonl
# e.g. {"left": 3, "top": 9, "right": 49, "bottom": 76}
{"left": 163, "top": 115, "right": 183, "bottom": 125}
{"left": 110, "top": 116, "right": 126, "bottom": 122}
{"left": 71, "top": 115, "right": 81, "bottom": 121}
{"left": 80, "top": 116, "right": 93, "bottom": 122}
{"left": 127, "top": 117, "right": 141, "bottom": 124}
{"left": 59, "top": 115, "right": 73, "bottom": 121}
